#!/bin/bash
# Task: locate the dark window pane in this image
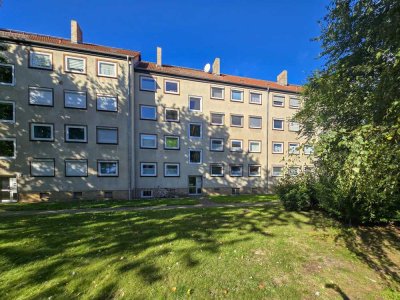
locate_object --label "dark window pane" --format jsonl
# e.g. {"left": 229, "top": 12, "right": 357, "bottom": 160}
{"left": 69, "top": 128, "right": 85, "bottom": 140}
{"left": 0, "top": 103, "right": 13, "bottom": 120}
{"left": 189, "top": 124, "right": 201, "bottom": 137}
{"left": 34, "top": 126, "right": 52, "bottom": 139}
{"left": 0, "top": 140, "right": 14, "bottom": 157}
{"left": 0, "top": 65, "right": 13, "bottom": 84}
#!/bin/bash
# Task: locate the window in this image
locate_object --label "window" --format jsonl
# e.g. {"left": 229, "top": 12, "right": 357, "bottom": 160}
{"left": 96, "top": 127, "right": 118, "bottom": 144}
{"left": 140, "top": 134, "right": 157, "bottom": 149}
{"left": 97, "top": 95, "right": 117, "bottom": 112}
{"left": 304, "top": 166, "right": 314, "bottom": 173}
{"left": 230, "top": 139, "right": 243, "bottom": 152}
{"left": 104, "top": 191, "right": 113, "bottom": 199}
{"left": 231, "top": 115, "right": 243, "bottom": 127}
{"left": 289, "top": 97, "right": 300, "bottom": 108}
{"left": 232, "top": 188, "right": 240, "bottom": 195}
{"left": 288, "top": 143, "right": 300, "bottom": 155}
{"left": 0, "top": 101, "right": 15, "bottom": 123}
{"left": 231, "top": 89, "right": 243, "bottom": 102}
{"left": 98, "top": 61, "right": 117, "bottom": 77}
{"left": 30, "top": 123, "right": 54, "bottom": 141}
{"left": 249, "top": 116, "right": 262, "bottom": 129}
{"left": 230, "top": 165, "right": 243, "bottom": 177}
{"left": 189, "top": 96, "right": 202, "bottom": 112}
{"left": 272, "top": 118, "right": 284, "bottom": 130}
{"left": 73, "top": 192, "right": 83, "bottom": 199}
{"left": 165, "top": 108, "right": 179, "bottom": 122}
{"left": 288, "top": 166, "right": 301, "bottom": 176}
{"left": 164, "top": 136, "right": 180, "bottom": 150}
{"left": 141, "top": 190, "right": 153, "bottom": 198}
{"left": 272, "top": 95, "right": 285, "bottom": 107}
{"left": 189, "top": 123, "right": 202, "bottom": 138}
{"left": 210, "top": 113, "right": 224, "bottom": 125}
{"left": 272, "top": 142, "right": 284, "bottom": 154}
{"left": 0, "top": 63, "right": 14, "bottom": 85}
{"left": 249, "top": 165, "right": 261, "bottom": 177}
{"left": 210, "top": 138, "right": 224, "bottom": 152}
{"left": 250, "top": 92, "right": 262, "bottom": 104}
{"left": 65, "top": 56, "right": 86, "bottom": 73}
{"left": 29, "top": 87, "right": 53, "bottom": 106}
{"left": 272, "top": 166, "right": 284, "bottom": 177}
{"left": 140, "top": 76, "right": 156, "bottom": 91}
{"left": 304, "top": 145, "right": 314, "bottom": 155}
{"left": 140, "top": 162, "right": 157, "bottom": 177}
{"left": 211, "top": 86, "right": 224, "bottom": 100}
{"left": 65, "top": 160, "right": 88, "bottom": 177}
{"left": 289, "top": 121, "right": 300, "bottom": 132}
{"left": 64, "top": 91, "right": 87, "bottom": 109}
{"left": 0, "top": 138, "right": 16, "bottom": 159}
{"left": 29, "top": 51, "right": 52, "bottom": 69}
{"left": 210, "top": 164, "right": 224, "bottom": 177}
{"left": 164, "top": 80, "right": 179, "bottom": 94}
{"left": 140, "top": 105, "right": 157, "bottom": 120}
{"left": 30, "top": 159, "right": 55, "bottom": 177}
{"left": 164, "top": 163, "right": 180, "bottom": 177}
{"left": 189, "top": 149, "right": 202, "bottom": 164}
{"left": 249, "top": 140, "right": 261, "bottom": 153}
{"left": 65, "top": 125, "right": 87, "bottom": 143}
{"left": 98, "top": 160, "right": 119, "bottom": 177}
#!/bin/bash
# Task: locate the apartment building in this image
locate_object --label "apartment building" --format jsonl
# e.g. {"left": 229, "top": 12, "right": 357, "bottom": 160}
{"left": 0, "top": 21, "right": 313, "bottom": 202}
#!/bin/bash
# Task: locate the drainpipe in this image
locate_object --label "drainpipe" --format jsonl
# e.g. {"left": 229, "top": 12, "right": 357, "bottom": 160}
{"left": 127, "top": 56, "right": 132, "bottom": 200}
{"left": 266, "top": 87, "right": 270, "bottom": 193}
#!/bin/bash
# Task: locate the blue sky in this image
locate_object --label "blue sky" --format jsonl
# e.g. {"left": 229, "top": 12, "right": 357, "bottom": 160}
{"left": 0, "top": 0, "right": 330, "bottom": 85}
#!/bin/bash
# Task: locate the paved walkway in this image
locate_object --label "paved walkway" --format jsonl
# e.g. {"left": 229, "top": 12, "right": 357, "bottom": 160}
{"left": 0, "top": 200, "right": 279, "bottom": 217}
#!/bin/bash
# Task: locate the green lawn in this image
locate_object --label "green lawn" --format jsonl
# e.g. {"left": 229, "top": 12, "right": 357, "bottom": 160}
{"left": 210, "top": 194, "right": 279, "bottom": 204}
{"left": 0, "top": 198, "right": 199, "bottom": 212}
{"left": 0, "top": 203, "right": 398, "bottom": 299}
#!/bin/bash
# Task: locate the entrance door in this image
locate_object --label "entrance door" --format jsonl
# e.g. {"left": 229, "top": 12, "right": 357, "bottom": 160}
{"left": 188, "top": 176, "right": 202, "bottom": 195}
{"left": 0, "top": 177, "right": 18, "bottom": 202}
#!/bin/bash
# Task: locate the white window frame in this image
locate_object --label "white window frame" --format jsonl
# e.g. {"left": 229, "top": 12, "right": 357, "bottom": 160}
{"left": 231, "top": 89, "right": 244, "bottom": 102}
{"left": 140, "top": 105, "right": 157, "bottom": 120}
{"left": 29, "top": 51, "right": 53, "bottom": 70}
{"left": 64, "top": 55, "right": 86, "bottom": 74}
{"left": 189, "top": 149, "right": 202, "bottom": 164}
{"left": 30, "top": 123, "right": 54, "bottom": 141}
{"left": 272, "top": 142, "right": 284, "bottom": 154}
{"left": 188, "top": 96, "right": 202, "bottom": 112}
{"left": 249, "top": 92, "right": 262, "bottom": 104}
{"left": 64, "top": 90, "right": 87, "bottom": 109}
{"left": 272, "top": 166, "right": 284, "bottom": 177}
{"left": 249, "top": 116, "right": 262, "bottom": 129}
{"left": 288, "top": 166, "right": 301, "bottom": 177}
{"left": 304, "top": 145, "right": 314, "bottom": 155}
{"left": 141, "top": 190, "right": 154, "bottom": 198}
{"left": 288, "top": 143, "right": 300, "bottom": 155}
{"left": 30, "top": 159, "right": 55, "bottom": 177}
{"left": 272, "top": 95, "right": 285, "bottom": 107}
{"left": 230, "top": 114, "right": 244, "bottom": 127}
{"left": 210, "top": 138, "right": 224, "bottom": 152}
{"left": 164, "top": 163, "right": 180, "bottom": 177}
{"left": 98, "top": 160, "right": 119, "bottom": 177}
{"left": 164, "top": 108, "right": 179, "bottom": 122}
{"left": 0, "top": 101, "right": 15, "bottom": 123}
{"left": 210, "top": 86, "right": 225, "bottom": 100}
{"left": 230, "top": 165, "right": 243, "bottom": 177}
{"left": 140, "top": 76, "right": 156, "bottom": 92}
{"left": 140, "top": 162, "right": 157, "bottom": 177}
{"left": 230, "top": 139, "right": 243, "bottom": 152}
{"left": 249, "top": 165, "right": 261, "bottom": 177}
{"left": 210, "top": 112, "right": 224, "bottom": 126}
{"left": 272, "top": 118, "right": 284, "bottom": 130}
{"left": 96, "top": 127, "right": 118, "bottom": 144}
{"left": 210, "top": 164, "right": 224, "bottom": 177}
{"left": 164, "top": 135, "right": 180, "bottom": 150}
{"left": 96, "top": 95, "right": 118, "bottom": 112}
{"left": 289, "top": 97, "right": 300, "bottom": 108}
{"left": 164, "top": 79, "right": 180, "bottom": 94}
{"left": 188, "top": 122, "right": 202, "bottom": 139}
{"left": 0, "top": 63, "right": 15, "bottom": 86}
{"left": 29, "top": 87, "right": 53, "bottom": 106}
{"left": 97, "top": 60, "right": 117, "bottom": 78}
{"left": 65, "top": 160, "right": 88, "bottom": 177}
{"left": 248, "top": 140, "right": 261, "bottom": 153}
{"left": 140, "top": 134, "right": 157, "bottom": 149}
{"left": 289, "top": 121, "right": 300, "bottom": 132}
{"left": 0, "top": 138, "right": 16, "bottom": 159}
{"left": 65, "top": 125, "right": 87, "bottom": 143}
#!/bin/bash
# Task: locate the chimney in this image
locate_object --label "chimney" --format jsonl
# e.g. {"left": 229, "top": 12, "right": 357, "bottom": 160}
{"left": 71, "top": 20, "right": 83, "bottom": 44}
{"left": 212, "top": 58, "right": 220, "bottom": 75}
{"left": 156, "top": 47, "right": 162, "bottom": 66}
{"left": 277, "top": 70, "right": 288, "bottom": 86}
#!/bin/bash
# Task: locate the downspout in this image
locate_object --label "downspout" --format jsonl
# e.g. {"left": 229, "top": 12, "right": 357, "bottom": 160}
{"left": 266, "top": 87, "right": 270, "bottom": 193}
{"left": 127, "top": 55, "right": 133, "bottom": 200}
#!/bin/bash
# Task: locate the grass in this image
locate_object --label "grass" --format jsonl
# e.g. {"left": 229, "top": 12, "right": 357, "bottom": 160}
{"left": 0, "top": 202, "right": 399, "bottom": 299}
{"left": 0, "top": 198, "right": 199, "bottom": 212}
{"left": 210, "top": 194, "right": 279, "bottom": 204}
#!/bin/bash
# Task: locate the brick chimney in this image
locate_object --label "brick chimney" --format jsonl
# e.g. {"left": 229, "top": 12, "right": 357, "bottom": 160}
{"left": 71, "top": 20, "right": 83, "bottom": 44}
{"left": 277, "top": 70, "right": 288, "bottom": 86}
{"left": 156, "top": 47, "right": 162, "bottom": 66}
{"left": 212, "top": 58, "right": 220, "bottom": 75}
